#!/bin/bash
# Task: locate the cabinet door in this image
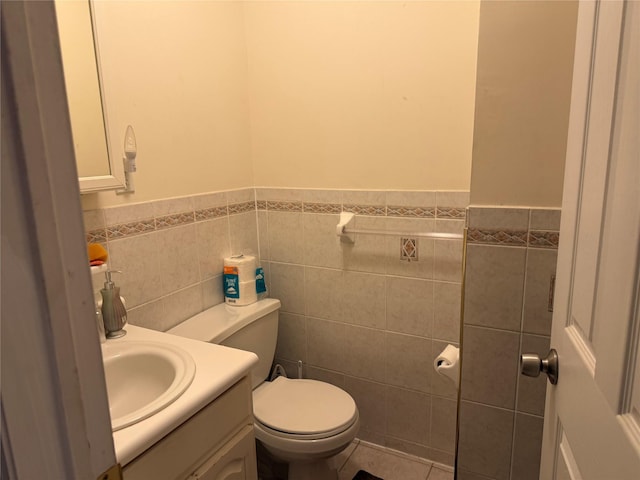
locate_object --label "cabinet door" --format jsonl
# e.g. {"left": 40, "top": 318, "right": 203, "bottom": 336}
{"left": 190, "top": 425, "right": 258, "bottom": 480}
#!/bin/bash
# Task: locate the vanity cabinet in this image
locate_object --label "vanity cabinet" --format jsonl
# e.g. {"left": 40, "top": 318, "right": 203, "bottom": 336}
{"left": 123, "top": 376, "right": 257, "bottom": 480}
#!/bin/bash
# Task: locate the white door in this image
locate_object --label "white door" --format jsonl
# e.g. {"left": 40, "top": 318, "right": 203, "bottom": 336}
{"left": 539, "top": 1, "right": 640, "bottom": 479}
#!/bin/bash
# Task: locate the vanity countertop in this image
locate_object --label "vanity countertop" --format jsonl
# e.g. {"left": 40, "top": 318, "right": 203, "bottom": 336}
{"left": 107, "top": 324, "right": 258, "bottom": 466}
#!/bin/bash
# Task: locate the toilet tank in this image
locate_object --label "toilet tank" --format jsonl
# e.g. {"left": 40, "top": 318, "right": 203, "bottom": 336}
{"left": 168, "top": 298, "right": 281, "bottom": 389}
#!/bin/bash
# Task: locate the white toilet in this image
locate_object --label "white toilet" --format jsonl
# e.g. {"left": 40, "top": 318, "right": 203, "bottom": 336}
{"left": 168, "top": 298, "right": 359, "bottom": 479}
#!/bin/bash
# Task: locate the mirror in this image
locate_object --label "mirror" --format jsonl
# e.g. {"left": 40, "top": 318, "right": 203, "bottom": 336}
{"left": 54, "top": 0, "right": 124, "bottom": 192}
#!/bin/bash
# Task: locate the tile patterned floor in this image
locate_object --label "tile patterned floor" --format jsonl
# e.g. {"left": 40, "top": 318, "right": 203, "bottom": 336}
{"left": 333, "top": 440, "right": 454, "bottom": 480}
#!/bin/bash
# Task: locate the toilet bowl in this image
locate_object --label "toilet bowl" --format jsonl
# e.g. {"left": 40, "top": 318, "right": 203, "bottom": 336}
{"left": 252, "top": 376, "right": 359, "bottom": 462}
{"left": 168, "top": 298, "right": 359, "bottom": 479}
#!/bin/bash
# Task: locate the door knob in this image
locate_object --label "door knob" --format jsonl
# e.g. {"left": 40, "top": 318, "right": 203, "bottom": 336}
{"left": 520, "top": 349, "right": 558, "bottom": 385}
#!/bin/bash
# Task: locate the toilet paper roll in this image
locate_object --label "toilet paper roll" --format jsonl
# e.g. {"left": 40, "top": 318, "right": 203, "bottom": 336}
{"left": 224, "top": 255, "right": 257, "bottom": 283}
{"left": 225, "top": 279, "right": 257, "bottom": 306}
{"left": 434, "top": 344, "right": 460, "bottom": 388}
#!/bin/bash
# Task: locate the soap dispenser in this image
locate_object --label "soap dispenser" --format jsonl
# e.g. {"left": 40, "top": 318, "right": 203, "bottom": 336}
{"left": 101, "top": 270, "right": 127, "bottom": 338}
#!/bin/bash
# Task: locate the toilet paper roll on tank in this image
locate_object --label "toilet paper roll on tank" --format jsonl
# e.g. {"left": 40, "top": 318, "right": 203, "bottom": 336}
{"left": 434, "top": 344, "right": 460, "bottom": 388}
{"left": 223, "top": 254, "right": 258, "bottom": 306}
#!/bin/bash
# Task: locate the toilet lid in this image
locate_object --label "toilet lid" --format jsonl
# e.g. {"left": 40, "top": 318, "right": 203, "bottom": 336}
{"left": 253, "top": 377, "right": 357, "bottom": 436}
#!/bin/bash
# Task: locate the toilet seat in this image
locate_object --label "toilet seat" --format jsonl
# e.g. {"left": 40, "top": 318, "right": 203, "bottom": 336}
{"left": 253, "top": 377, "right": 358, "bottom": 440}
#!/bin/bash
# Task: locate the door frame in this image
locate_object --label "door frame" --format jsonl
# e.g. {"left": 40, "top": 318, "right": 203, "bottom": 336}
{"left": 1, "top": 1, "right": 115, "bottom": 478}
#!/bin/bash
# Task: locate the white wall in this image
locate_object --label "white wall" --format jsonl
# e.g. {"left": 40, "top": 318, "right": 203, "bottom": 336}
{"left": 244, "top": 1, "right": 480, "bottom": 190}
{"left": 81, "top": 0, "right": 480, "bottom": 210}
{"left": 469, "top": 0, "right": 578, "bottom": 207}
{"left": 83, "top": 1, "right": 254, "bottom": 209}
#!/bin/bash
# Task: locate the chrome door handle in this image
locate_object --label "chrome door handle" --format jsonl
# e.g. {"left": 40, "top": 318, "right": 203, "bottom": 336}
{"left": 520, "top": 349, "right": 558, "bottom": 385}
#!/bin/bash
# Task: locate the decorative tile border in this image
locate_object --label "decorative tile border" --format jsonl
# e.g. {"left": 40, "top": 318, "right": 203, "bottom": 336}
{"left": 528, "top": 231, "right": 560, "bottom": 248}
{"left": 467, "top": 228, "right": 529, "bottom": 246}
{"left": 156, "top": 212, "right": 194, "bottom": 229}
{"left": 466, "top": 207, "right": 561, "bottom": 249}
{"left": 107, "top": 219, "right": 156, "bottom": 240}
{"left": 228, "top": 201, "right": 256, "bottom": 215}
{"left": 195, "top": 206, "right": 228, "bottom": 221}
{"left": 303, "top": 202, "right": 342, "bottom": 214}
{"left": 86, "top": 190, "right": 470, "bottom": 241}
{"left": 87, "top": 229, "right": 107, "bottom": 244}
{"left": 467, "top": 228, "right": 561, "bottom": 249}
{"left": 343, "top": 204, "right": 387, "bottom": 216}
{"left": 387, "top": 206, "right": 435, "bottom": 218}
{"left": 436, "top": 207, "right": 466, "bottom": 219}
{"left": 265, "top": 200, "right": 303, "bottom": 212}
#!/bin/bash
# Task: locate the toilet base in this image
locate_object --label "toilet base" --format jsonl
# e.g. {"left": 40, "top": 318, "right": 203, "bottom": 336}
{"left": 288, "top": 460, "right": 337, "bottom": 480}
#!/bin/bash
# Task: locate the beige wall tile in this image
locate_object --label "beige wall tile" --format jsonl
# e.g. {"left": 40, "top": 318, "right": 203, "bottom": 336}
{"left": 464, "top": 244, "right": 526, "bottom": 331}
{"left": 305, "top": 267, "right": 344, "bottom": 321}
{"left": 456, "top": 469, "right": 495, "bottom": 480}
{"left": 153, "top": 196, "right": 194, "bottom": 217}
{"left": 196, "top": 217, "right": 231, "bottom": 280}
{"left": 383, "top": 437, "right": 430, "bottom": 461}
{"left": 460, "top": 326, "right": 520, "bottom": 409}
{"left": 202, "top": 276, "right": 224, "bottom": 309}
{"left": 343, "top": 272, "right": 386, "bottom": 329}
{"left": 435, "top": 219, "right": 465, "bottom": 235}
{"left": 511, "top": 413, "right": 544, "bottom": 480}
{"left": 344, "top": 376, "right": 387, "bottom": 435}
{"left": 529, "top": 209, "right": 561, "bottom": 231}
{"left": 385, "top": 332, "right": 431, "bottom": 393}
{"left": 229, "top": 211, "right": 259, "bottom": 257}
{"left": 161, "top": 284, "right": 203, "bottom": 331}
{"left": 430, "top": 397, "right": 457, "bottom": 453}
{"left": 436, "top": 191, "right": 470, "bottom": 209}
{"left": 522, "top": 248, "right": 557, "bottom": 336}
{"left": 457, "top": 401, "right": 514, "bottom": 480}
{"left": 268, "top": 262, "right": 305, "bottom": 314}
{"left": 256, "top": 187, "right": 302, "bottom": 202}
{"left": 425, "top": 451, "right": 455, "bottom": 470}
{"left": 257, "top": 210, "right": 270, "bottom": 260}
{"left": 275, "top": 312, "right": 306, "bottom": 363}
{"left": 386, "top": 277, "right": 434, "bottom": 337}
{"left": 386, "top": 190, "right": 436, "bottom": 208}
{"left": 342, "top": 216, "right": 387, "bottom": 274}
{"left": 104, "top": 202, "right": 155, "bottom": 226}
{"left": 433, "top": 282, "right": 462, "bottom": 343}
{"left": 434, "top": 240, "right": 463, "bottom": 282}
{"left": 344, "top": 325, "right": 386, "bottom": 383}
{"left": 156, "top": 224, "right": 199, "bottom": 296}
{"left": 267, "top": 211, "right": 304, "bottom": 263}
{"left": 303, "top": 213, "right": 343, "bottom": 269}
{"left": 83, "top": 209, "right": 105, "bottom": 230}
{"left": 385, "top": 218, "right": 435, "bottom": 279}
{"left": 343, "top": 190, "right": 386, "bottom": 206}
{"left": 468, "top": 207, "right": 529, "bottom": 230}
{"left": 107, "top": 232, "right": 163, "bottom": 308}
{"left": 227, "top": 188, "right": 256, "bottom": 204}
{"left": 306, "top": 317, "right": 346, "bottom": 372}
{"left": 386, "top": 386, "right": 430, "bottom": 445}
{"left": 302, "top": 189, "right": 342, "bottom": 204}
{"left": 127, "top": 299, "right": 164, "bottom": 331}
{"left": 193, "top": 191, "right": 227, "bottom": 210}
{"left": 306, "top": 366, "right": 345, "bottom": 387}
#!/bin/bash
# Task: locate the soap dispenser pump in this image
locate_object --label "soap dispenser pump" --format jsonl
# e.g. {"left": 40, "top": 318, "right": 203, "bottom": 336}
{"left": 101, "top": 270, "right": 127, "bottom": 338}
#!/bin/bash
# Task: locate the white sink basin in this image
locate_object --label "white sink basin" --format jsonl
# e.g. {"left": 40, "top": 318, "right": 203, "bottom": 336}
{"left": 102, "top": 341, "right": 196, "bottom": 431}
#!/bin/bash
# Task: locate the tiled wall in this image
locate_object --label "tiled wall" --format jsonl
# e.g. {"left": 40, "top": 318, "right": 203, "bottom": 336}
{"left": 257, "top": 188, "right": 469, "bottom": 466}
{"left": 83, "top": 187, "right": 468, "bottom": 466}
{"left": 83, "top": 188, "right": 259, "bottom": 332}
{"left": 457, "top": 207, "right": 560, "bottom": 480}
